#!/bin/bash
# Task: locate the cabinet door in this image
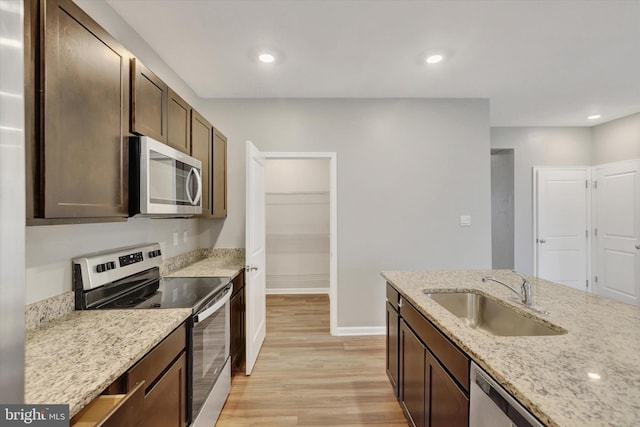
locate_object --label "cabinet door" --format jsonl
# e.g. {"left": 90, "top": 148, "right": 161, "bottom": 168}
{"left": 42, "top": 0, "right": 129, "bottom": 218}
{"left": 131, "top": 58, "right": 168, "bottom": 142}
{"left": 400, "top": 320, "right": 426, "bottom": 427}
{"left": 386, "top": 301, "right": 399, "bottom": 396}
{"left": 143, "top": 352, "right": 187, "bottom": 427}
{"left": 212, "top": 128, "right": 228, "bottom": 218}
{"left": 230, "top": 272, "right": 246, "bottom": 373}
{"left": 167, "top": 88, "right": 191, "bottom": 154}
{"left": 428, "top": 352, "right": 469, "bottom": 427}
{"left": 190, "top": 110, "right": 212, "bottom": 216}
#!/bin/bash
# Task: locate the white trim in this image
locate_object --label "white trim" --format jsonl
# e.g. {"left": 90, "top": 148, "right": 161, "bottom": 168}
{"left": 334, "top": 326, "right": 386, "bottom": 336}
{"left": 263, "top": 152, "right": 339, "bottom": 336}
{"left": 592, "top": 158, "right": 640, "bottom": 171}
{"left": 266, "top": 288, "right": 329, "bottom": 295}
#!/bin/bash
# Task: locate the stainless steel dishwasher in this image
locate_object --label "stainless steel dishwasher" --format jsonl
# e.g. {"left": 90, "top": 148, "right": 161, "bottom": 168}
{"left": 470, "top": 362, "right": 545, "bottom": 427}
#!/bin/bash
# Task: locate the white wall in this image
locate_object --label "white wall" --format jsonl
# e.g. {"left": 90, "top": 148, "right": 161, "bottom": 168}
{"left": 491, "top": 149, "right": 514, "bottom": 269}
{"left": 265, "top": 159, "right": 330, "bottom": 292}
{"left": 490, "top": 127, "right": 592, "bottom": 274}
{"left": 199, "top": 98, "right": 492, "bottom": 328}
{"left": 592, "top": 112, "right": 640, "bottom": 165}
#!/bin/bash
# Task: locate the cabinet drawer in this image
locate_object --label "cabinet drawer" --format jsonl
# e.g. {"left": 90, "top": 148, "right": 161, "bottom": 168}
{"left": 386, "top": 283, "right": 399, "bottom": 311}
{"left": 71, "top": 381, "right": 144, "bottom": 427}
{"left": 400, "top": 300, "right": 469, "bottom": 392}
{"left": 128, "top": 323, "right": 186, "bottom": 393}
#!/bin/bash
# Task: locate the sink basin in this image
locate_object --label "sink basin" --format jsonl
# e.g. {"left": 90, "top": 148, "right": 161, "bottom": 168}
{"left": 424, "top": 291, "right": 567, "bottom": 337}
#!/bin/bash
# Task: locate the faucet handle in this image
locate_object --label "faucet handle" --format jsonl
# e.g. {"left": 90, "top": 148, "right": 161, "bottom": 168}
{"left": 511, "top": 270, "right": 529, "bottom": 284}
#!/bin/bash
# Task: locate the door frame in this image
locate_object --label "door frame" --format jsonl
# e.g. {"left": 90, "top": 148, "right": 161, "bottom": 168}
{"left": 532, "top": 166, "right": 592, "bottom": 290}
{"left": 263, "top": 152, "right": 338, "bottom": 336}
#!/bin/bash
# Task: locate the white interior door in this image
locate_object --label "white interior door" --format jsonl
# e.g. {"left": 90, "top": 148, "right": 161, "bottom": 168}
{"left": 534, "top": 168, "right": 589, "bottom": 290}
{"left": 245, "top": 141, "right": 267, "bottom": 374}
{"left": 594, "top": 160, "right": 640, "bottom": 306}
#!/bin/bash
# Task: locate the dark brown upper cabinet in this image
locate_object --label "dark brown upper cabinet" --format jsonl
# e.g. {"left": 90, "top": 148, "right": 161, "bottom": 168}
{"left": 167, "top": 88, "right": 191, "bottom": 154}
{"left": 38, "top": 0, "right": 130, "bottom": 219}
{"left": 212, "top": 128, "right": 228, "bottom": 218}
{"left": 131, "top": 58, "right": 168, "bottom": 142}
{"left": 190, "top": 110, "right": 212, "bottom": 217}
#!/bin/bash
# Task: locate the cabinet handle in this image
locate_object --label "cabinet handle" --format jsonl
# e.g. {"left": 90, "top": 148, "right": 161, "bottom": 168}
{"left": 398, "top": 298, "right": 403, "bottom": 308}
{"left": 539, "top": 238, "right": 546, "bottom": 244}
{"left": 636, "top": 244, "right": 640, "bottom": 250}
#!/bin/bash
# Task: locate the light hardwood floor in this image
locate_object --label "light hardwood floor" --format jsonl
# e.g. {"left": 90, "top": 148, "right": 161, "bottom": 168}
{"left": 216, "top": 294, "right": 407, "bottom": 427}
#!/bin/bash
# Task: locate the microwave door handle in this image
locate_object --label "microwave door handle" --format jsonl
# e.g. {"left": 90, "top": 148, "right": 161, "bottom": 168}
{"left": 192, "top": 168, "right": 202, "bottom": 205}
{"left": 185, "top": 167, "right": 202, "bottom": 206}
{"left": 194, "top": 285, "right": 233, "bottom": 323}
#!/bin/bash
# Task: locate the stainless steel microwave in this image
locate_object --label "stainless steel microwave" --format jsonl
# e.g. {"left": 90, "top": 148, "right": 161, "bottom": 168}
{"left": 129, "top": 136, "right": 203, "bottom": 217}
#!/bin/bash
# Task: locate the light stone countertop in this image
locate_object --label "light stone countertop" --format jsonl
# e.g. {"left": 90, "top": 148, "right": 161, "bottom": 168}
{"left": 381, "top": 270, "right": 640, "bottom": 427}
{"left": 25, "top": 308, "right": 191, "bottom": 418}
{"left": 164, "top": 253, "right": 245, "bottom": 279}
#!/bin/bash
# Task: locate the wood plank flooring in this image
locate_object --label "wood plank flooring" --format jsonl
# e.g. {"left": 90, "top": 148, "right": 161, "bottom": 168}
{"left": 216, "top": 294, "right": 407, "bottom": 427}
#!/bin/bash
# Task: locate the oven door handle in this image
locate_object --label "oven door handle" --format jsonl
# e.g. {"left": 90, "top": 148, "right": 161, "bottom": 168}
{"left": 194, "top": 284, "right": 233, "bottom": 323}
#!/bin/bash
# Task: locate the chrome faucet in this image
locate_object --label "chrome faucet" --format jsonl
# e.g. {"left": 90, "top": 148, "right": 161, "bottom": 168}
{"left": 482, "top": 271, "right": 533, "bottom": 306}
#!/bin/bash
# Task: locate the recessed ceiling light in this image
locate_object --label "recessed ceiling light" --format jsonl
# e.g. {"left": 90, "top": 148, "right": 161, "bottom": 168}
{"left": 426, "top": 54, "right": 444, "bottom": 64}
{"left": 587, "top": 114, "right": 601, "bottom": 120}
{"left": 258, "top": 53, "right": 275, "bottom": 63}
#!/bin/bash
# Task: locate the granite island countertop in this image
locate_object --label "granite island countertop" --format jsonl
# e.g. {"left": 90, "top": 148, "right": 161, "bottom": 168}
{"left": 25, "top": 308, "right": 191, "bottom": 418}
{"left": 381, "top": 270, "right": 640, "bottom": 427}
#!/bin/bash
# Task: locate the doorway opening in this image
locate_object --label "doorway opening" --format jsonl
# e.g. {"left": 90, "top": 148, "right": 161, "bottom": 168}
{"left": 263, "top": 152, "right": 338, "bottom": 335}
{"left": 490, "top": 149, "right": 515, "bottom": 269}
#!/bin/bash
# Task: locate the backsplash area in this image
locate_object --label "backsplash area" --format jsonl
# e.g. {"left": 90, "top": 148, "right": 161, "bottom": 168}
{"left": 26, "top": 248, "right": 245, "bottom": 329}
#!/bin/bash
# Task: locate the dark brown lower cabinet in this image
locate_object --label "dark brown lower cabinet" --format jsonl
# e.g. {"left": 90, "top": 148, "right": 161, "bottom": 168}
{"left": 386, "top": 301, "right": 400, "bottom": 396}
{"left": 400, "top": 320, "right": 426, "bottom": 427}
{"left": 392, "top": 285, "right": 469, "bottom": 427}
{"left": 142, "top": 352, "right": 187, "bottom": 427}
{"left": 230, "top": 271, "right": 246, "bottom": 374}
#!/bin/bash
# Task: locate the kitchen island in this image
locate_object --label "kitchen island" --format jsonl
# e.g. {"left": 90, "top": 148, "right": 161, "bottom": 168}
{"left": 382, "top": 270, "right": 640, "bottom": 427}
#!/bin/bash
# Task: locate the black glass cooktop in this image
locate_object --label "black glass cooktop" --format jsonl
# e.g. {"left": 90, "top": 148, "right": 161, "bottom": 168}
{"left": 98, "top": 276, "right": 230, "bottom": 311}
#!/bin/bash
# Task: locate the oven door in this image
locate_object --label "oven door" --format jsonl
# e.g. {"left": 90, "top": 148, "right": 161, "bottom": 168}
{"left": 133, "top": 136, "right": 202, "bottom": 216}
{"left": 191, "top": 283, "right": 232, "bottom": 425}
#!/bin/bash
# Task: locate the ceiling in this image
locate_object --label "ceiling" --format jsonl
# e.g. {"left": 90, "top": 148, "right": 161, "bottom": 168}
{"left": 106, "top": 0, "right": 640, "bottom": 126}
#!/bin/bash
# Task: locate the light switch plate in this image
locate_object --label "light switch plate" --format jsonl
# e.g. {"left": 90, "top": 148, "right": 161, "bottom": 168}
{"left": 460, "top": 215, "right": 471, "bottom": 227}
{"left": 183, "top": 231, "right": 188, "bottom": 243}
{"left": 173, "top": 232, "right": 179, "bottom": 246}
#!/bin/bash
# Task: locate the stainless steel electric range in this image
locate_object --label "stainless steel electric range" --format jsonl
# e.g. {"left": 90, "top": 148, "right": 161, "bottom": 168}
{"left": 73, "top": 243, "right": 232, "bottom": 427}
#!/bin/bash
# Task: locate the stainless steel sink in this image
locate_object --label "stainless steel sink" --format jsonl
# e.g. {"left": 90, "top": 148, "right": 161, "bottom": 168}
{"left": 424, "top": 291, "right": 567, "bottom": 337}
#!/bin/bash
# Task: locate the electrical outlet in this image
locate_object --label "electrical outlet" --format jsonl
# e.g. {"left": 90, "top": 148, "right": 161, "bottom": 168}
{"left": 183, "top": 231, "right": 188, "bottom": 243}
{"left": 173, "top": 232, "right": 179, "bottom": 246}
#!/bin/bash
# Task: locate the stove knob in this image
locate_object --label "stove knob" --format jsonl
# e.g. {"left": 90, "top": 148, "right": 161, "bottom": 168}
{"left": 96, "top": 264, "right": 105, "bottom": 273}
{"left": 109, "top": 261, "right": 116, "bottom": 270}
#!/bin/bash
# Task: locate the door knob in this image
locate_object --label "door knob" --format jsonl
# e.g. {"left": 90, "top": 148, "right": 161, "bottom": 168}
{"left": 250, "top": 265, "right": 258, "bottom": 271}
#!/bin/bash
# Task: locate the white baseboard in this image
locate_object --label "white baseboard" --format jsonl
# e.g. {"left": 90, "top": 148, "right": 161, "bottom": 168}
{"left": 266, "top": 287, "right": 329, "bottom": 295}
{"left": 334, "top": 326, "right": 386, "bottom": 336}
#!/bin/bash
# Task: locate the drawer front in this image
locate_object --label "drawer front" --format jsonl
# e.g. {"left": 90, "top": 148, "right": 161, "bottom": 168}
{"left": 386, "top": 283, "right": 399, "bottom": 311}
{"left": 400, "top": 300, "right": 469, "bottom": 392}
{"left": 71, "top": 381, "right": 144, "bottom": 427}
{"left": 128, "top": 323, "right": 186, "bottom": 393}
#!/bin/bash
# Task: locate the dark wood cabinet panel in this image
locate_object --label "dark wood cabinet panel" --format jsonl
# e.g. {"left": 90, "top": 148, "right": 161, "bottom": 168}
{"left": 230, "top": 271, "right": 246, "bottom": 374}
{"left": 428, "top": 352, "right": 468, "bottom": 427}
{"left": 41, "top": 0, "right": 129, "bottom": 218}
{"left": 212, "top": 128, "right": 228, "bottom": 218}
{"left": 143, "top": 352, "right": 187, "bottom": 427}
{"left": 386, "top": 301, "right": 399, "bottom": 396}
{"left": 131, "top": 58, "right": 168, "bottom": 142}
{"left": 190, "top": 110, "right": 212, "bottom": 216}
{"left": 167, "top": 88, "right": 191, "bottom": 154}
{"left": 400, "top": 320, "right": 426, "bottom": 427}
